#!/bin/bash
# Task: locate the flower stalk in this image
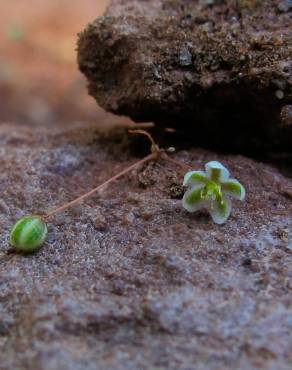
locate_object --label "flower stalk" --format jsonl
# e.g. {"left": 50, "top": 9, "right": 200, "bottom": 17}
{"left": 9, "top": 129, "right": 192, "bottom": 252}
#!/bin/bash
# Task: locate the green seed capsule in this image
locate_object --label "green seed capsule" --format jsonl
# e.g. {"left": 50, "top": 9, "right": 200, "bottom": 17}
{"left": 10, "top": 215, "right": 47, "bottom": 253}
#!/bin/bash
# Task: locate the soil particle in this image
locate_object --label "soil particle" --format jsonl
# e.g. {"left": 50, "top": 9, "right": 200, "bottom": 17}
{"left": 165, "top": 173, "right": 185, "bottom": 199}
{"left": 137, "top": 162, "right": 161, "bottom": 188}
{"left": 280, "top": 104, "right": 292, "bottom": 127}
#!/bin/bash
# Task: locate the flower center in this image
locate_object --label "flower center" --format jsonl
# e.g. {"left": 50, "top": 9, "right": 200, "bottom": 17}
{"left": 201, "top": 182, "right": 222, "bottom": 202}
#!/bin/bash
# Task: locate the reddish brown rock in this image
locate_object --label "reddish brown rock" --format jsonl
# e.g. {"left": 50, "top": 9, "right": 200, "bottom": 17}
{"left": 78, "top": 0, "right": 292, "bottom": 152}
{"left": 0, "top": 123, "right": 291, "bottom": 369}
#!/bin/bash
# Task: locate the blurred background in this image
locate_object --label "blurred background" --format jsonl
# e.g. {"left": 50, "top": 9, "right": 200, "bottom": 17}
{"left": 0, "top": 0, "right": 127, "bottom": 128}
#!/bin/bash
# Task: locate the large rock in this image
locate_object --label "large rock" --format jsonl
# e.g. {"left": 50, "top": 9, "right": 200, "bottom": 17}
{"left": 78, "top": 0, "right": 292, "bottom": 152}
{"left": 0, "top": 123, "right": 292, "bottom": 370}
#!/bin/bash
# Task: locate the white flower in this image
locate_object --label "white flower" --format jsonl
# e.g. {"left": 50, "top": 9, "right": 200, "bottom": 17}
{"left": 182, "top": 161, "right": 245, "bottom": 224}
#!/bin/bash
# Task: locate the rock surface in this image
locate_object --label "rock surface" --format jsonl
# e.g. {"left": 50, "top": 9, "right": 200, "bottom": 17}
{"left": 1, "top": 123, "right": 292, "bottom": 370}
{"left": 78, "top": 0, "right": 292, "bottom": 152}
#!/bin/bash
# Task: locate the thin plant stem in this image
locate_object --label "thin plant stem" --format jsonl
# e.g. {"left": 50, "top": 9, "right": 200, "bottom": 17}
{"left": 44, "top": 152, "right": 156, "bottom": 220}
{"left": 128, "top": 129, "right": 193, "bottom": 170}
{"left": 162, "top": 152, "right": 192, "bottom": 171}
{"left": 128, "top": 129, "right": 159, "bottom": 152}
{"left": 44, "top": 129, "right": 193, "bottom": 220}
{"left": 129, "top": 129, "right": 193, "bottom": 170}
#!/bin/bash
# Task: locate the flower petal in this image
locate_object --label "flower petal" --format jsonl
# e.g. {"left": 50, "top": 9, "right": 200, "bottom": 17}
{"left": 182, "top": 187, "right": 209, "bottom": 213}
{"left": 221, "top": 179, "right": 246, "bottom": 201}
{"left": 205, "top": 161, "right": 230, "bottom": 182}
{"left": 183, "top": 171, "right": 209, "bottom": 187}
{"left": 209, "top": 196, "right": 232, "bottom": 224}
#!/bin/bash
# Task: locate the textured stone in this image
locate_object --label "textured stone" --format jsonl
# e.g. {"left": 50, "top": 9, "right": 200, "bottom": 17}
{"left": 78, "top": 0, "right": 292, "bottom": 152}
{"left": 0, "top": 123, "right": 291, "bottom": 370}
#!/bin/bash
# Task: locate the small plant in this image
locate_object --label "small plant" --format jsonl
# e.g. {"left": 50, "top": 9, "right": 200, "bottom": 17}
{"left": 9, "top": 130, "right": 246, "bottom": 253}
{"left": 182, "top": 161, "right": 245, "bottom": 224}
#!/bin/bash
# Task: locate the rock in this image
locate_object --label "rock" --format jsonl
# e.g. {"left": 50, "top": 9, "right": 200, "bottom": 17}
{"left": 278, "top": 0, "right": 292, "bottom": 12}
{"left": 280, "top": 104, "right": 292, "bottom": 127}
{"left": 78, "top": 0, "right": 292, "bottom": 152}
{"left": 1, "top": 123, "right": 292, "bottom": 369}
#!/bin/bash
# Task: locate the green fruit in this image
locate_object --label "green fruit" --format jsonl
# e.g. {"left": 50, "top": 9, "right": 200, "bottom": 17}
{"left": 10, "top": 215, "right": 47, "bottom": 253}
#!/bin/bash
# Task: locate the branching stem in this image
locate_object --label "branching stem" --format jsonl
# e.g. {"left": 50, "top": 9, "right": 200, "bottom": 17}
{"left": 44, "top": 129, "right": 191, "bottom": 220}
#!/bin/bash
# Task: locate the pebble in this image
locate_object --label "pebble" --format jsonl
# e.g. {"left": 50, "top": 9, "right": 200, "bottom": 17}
{"left": 93, "top": 214, "right": 107, "bottom": 231}
{"left": 179, "top": 47, "right": 192, "bottom": 67}
{"left": 0, "top": 199, "right": 9, "bottom": 214}
{"left": 280, "top": 105, "right": 292, "bottom": 127}
{"left": 275, "top": 90, "right": 284, "bottom": 99}
{"left": 278, "top": 0, "right": 292, "bottom": 12}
